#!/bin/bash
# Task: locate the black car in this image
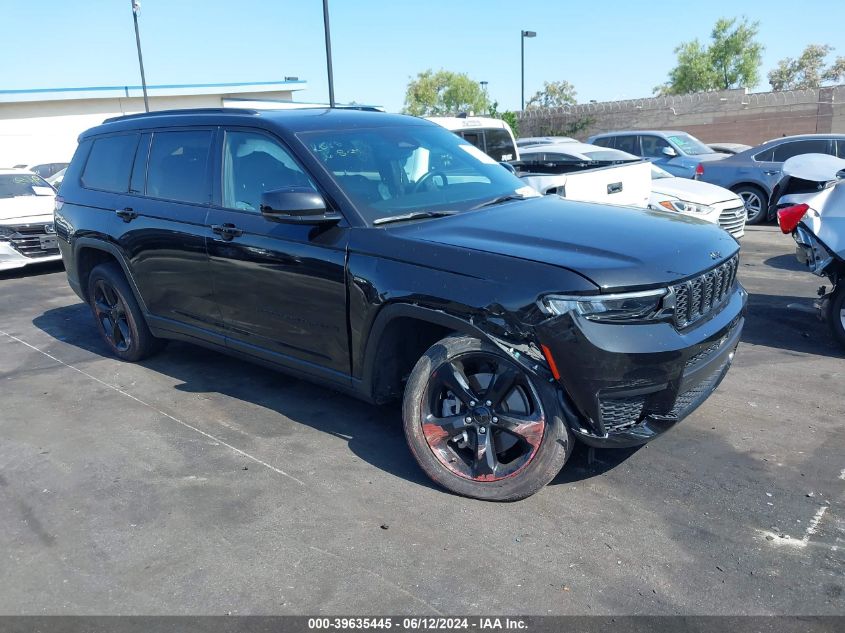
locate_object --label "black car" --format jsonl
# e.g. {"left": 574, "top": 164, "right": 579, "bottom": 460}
{"left": 55, "top": 108, "right": 746, "bottom": 500}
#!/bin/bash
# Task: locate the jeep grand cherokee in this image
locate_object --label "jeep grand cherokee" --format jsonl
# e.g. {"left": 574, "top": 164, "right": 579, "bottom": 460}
{"left": 55, "top": 108, "right": 746, "bottom": 500}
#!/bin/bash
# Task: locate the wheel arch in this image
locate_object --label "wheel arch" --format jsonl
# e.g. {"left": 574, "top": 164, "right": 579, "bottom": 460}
{"left": 360, "top": 303, "right": 504, "bottom": 404}
{"left": 74, "top": 238, "right": 147, "bottom": 312}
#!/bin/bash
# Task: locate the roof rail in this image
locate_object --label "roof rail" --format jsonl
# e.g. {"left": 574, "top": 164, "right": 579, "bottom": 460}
{"left": 103, "top": 107, "right": 259, "bottom": 124}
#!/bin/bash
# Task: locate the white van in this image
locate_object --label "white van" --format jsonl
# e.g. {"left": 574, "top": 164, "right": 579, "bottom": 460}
{"left": 425, "top": 116, "right": 519, "bottom": 162}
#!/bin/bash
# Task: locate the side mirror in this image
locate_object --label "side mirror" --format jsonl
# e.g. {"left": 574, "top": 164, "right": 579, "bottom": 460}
{"left": 260, "top": 187, "right": 341, "bottom": 224}
{"left": 661, "top": 146, "right": 678, "bottom": 157}
{"left": 499, "top": 161, "right": 517, "bottom": 174}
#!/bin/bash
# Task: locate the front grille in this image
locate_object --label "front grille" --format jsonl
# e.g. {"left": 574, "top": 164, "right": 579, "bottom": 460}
{"left": 599, "top": 395, "right": 647, "bottom": 432}
{"left": 4, "top": 223, "right": 58, "bottom": 259}
{"left": 672, "top": 255, "right": 738, "bottom": 329}
{"left": 718, "top": 206, "right": 746, "bottom": 236}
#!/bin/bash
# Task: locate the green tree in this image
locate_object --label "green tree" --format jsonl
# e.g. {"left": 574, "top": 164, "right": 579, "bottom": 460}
{"left": 402, "top": 69, "right": 490, "bottom": 116}
{"left": 656, "top": 17, "right": 763, "bottom": 95}
{"left": 525, "top": 80, "right": 577, "bottom": 109}
{"left": 769, "top": 44, "right": 845, "bottom": 90}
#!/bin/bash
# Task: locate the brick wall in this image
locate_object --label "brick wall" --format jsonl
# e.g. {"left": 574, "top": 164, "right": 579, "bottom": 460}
{"left": 516, "top": 86, "right": 845, "bottom": 144}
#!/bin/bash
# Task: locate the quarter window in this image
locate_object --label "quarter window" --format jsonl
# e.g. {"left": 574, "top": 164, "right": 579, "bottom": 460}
{"left": 81, "top": 134, "right": 140, "bottom": 193}
{"left": 222, "top": 130, "right": 315, "bottom": 212}
{"left": 146, "top": 130, "right": 212, "bottom": 204}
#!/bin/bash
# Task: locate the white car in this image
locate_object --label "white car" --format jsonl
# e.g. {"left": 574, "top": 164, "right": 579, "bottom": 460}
{"left": 649, "top": 164, "right": 746, "bottom": 239}
{"left": 425, "top": 116, "right": 519, "bottom": 162}
{"left": 0, "top": 168, "right": 61, "bottom": 271}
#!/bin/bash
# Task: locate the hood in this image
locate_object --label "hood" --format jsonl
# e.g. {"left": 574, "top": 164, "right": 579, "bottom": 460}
{"left": 0, "top": 195, "right": 56, "bottom": 223}
{"left": 782, "top": 153, "right": 845, "bottom": 182}
{"left": 651, "top": 177, "right": 740, "bottom": 206}
{"left": 392, "top": 196, "right": 739, "bottom": 290}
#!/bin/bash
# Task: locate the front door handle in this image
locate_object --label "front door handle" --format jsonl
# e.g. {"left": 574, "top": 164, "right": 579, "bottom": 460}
{"left": 115, "top": 207, "right": 137, "bottom": 222}
{"left": 211, "top": 223, "right": 243, "bottom": 241}
{"left": 764, "top": 170, "right": 781, "bottom": 176}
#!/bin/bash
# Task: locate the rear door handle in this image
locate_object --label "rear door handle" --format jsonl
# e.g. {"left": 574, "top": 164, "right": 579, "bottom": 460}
{"left": 115, "top": 207, "right": 137, "bottom": 222}
{"left": 211, "top": 223, "right": 243, "bottom": 241}
{"left": 764, "top": 170, "right": 781, "bottom": 176}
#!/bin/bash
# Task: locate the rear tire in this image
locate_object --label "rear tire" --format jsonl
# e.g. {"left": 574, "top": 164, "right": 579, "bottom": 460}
{"left": 402, "top": 335, "right": 572, "bottom": 501}
{"left": 826, "top": 284, "right": 845, "bottom": 351}
{"left": 87, "top": 262, "right": 162, "bottom": 362}
{"left": 733, "top": 184, "right": 768, "bottom": 225}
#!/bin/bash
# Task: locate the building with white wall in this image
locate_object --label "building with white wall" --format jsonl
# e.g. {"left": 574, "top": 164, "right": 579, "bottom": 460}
{"left": 0, "top": 79, "right": 308, "bottom": 166}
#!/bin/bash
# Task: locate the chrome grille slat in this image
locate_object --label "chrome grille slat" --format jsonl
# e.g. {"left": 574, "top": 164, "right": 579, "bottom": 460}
{"left": 672, "top": 255, "right": 738, "bottom": 329}
{"left": 4, "top": 224, "right": 59, "bottom": 259}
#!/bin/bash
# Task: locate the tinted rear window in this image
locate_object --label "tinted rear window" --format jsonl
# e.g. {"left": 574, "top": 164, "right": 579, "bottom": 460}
{"left": 771, "top": 139, "right": 831, "bottom": 162}
{"left": 146, "top": 130, "right": 212, "bottom": 204}
{"left": 484, "top": 128, "right": 516, "bottom": 161}
{"left": 81, "top": 134, "right": 140, "bottom": 192}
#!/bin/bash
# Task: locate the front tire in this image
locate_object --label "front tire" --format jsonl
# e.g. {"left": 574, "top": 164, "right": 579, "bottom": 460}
{"left": 87, "top": 262, "right": 162, "bottom": 362}
{"left": 733, "top": 184, "right": 768, "bottom": 225}
{"left": 402, "top": 335, "right": 572, "bottom": 501}
{"left": 826, "top": 284, "right": 845, "bottom": 350}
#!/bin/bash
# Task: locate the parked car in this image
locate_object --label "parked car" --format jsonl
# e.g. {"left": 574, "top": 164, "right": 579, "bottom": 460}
{"left": 649, "top": 165, "right": 745, "bottom": 239}
{"left": 0, "top": 168, "right": 61, "bottom": 271}
{"left": 516, "top": 141, "right": 651, "bottom": 207}
{"left": 516, "top": 136, "right": 576, "bottom": 148}
{"left": 708, "top": 143, "right": 751, "bottom": 155}
{"left": 698, "top": 134, "right": 845, "bottom": 225}
{"left": 13, "top": 162, "right": 69, "bottom": 179}
{"left": 587, "top": 130, "right": 729, "bottom": 179}
{"left": 426, "top": 115, "right": 519, "bottom": 162}
{"left": 56, "top": 107, "right": 745, "bottom": 500}
{"left": 46, "top": 167, "right": 66, "bottom": 189}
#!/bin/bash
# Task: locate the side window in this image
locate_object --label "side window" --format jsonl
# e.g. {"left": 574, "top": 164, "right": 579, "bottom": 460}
{"left": 484, "top": 128, "right": 516, "bottom": 162}
{"left": 771, "top": 139, "right": 830, "bottom": 162}
{"left": 129, "top": 133, "right": 151, "bottom": 195}
{"left": 81, "top": 134, "right": 140, "bottom": 192}
{"left": 754, "top": 146, "right": 775, "bottom": 162}
{"left": 222, "top": 130, "right": 316, "bottom": 212}
{"left": 592, "top": 137, "right": 614, "bottom": 148}
{"left": 146, "top": 130, "right": 212, "bottom": 204}
{"left": 837, "top": 140, "right": 845, "bottom": 159}
{"left": 614, "top": 135, "right": 638, "bottom": 155}
{"left": 640, "top": 135, "right": 671, "bottom": 158}
{"left": 460, "top": 131, "right": 484, "bottom": 152}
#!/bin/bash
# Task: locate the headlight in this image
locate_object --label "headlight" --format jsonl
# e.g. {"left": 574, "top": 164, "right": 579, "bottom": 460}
{"left": 658, "top": 199, "right": 715, "bottom": 214}
{"left": 539, "top": 288, "right": 669, "bottom": 323}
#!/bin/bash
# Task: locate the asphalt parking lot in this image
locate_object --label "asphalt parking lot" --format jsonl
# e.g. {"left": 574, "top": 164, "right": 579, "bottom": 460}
{"left": 1, "top": 225, "right": 843, "bottom": 615}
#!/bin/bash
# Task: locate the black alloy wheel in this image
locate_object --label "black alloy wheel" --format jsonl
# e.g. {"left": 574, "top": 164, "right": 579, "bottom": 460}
{"left": 403, "top": 335, "right": 572, "bottom": 501}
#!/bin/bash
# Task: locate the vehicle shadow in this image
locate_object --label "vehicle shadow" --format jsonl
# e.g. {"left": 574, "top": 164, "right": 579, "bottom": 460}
{"left": 741, "top": 292, "right": 844, "bottom": 358}
{"left": 762, "top": 253, "right": 804, "bottom": 272}
{"left": 0, "top": 260, "right": 64, "bottom": 280}
{"left": 32, "top": 303, "right": 641, "bottom": 492}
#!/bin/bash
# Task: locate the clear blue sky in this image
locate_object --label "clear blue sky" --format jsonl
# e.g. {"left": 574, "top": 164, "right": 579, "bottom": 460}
{"left": 2, "top": 0, "right": 844, "bottom": 112}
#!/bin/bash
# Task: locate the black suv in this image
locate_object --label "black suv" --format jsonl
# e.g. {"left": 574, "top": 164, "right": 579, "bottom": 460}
{"left": 56, "top": 108, "right": 745, "bottom": 500}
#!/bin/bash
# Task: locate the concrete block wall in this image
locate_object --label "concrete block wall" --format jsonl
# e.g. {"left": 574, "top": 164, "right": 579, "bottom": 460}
{"left": 516, "top": 86, "right": 845, "bottom": 145}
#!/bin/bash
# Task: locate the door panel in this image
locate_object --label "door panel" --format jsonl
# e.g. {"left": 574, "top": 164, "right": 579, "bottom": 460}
{"left": 122, "top": 128, "right": 220, "bottom": 332}
{"left": 206, "top": 128, "right": 350, "bottom": 375}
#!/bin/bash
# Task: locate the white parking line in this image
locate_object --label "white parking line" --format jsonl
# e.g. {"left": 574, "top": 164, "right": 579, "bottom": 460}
{"left": 839, "top": 468, "right": 845, "bottom": 481}
{"left": 758, "top": 505, "right": 830, "bottom": 549}
{"left": 0, "top": 329, "right": 306, "bottom": 486}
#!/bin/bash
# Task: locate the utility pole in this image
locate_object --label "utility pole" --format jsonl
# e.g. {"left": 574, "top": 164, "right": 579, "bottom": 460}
{"left": 131, "top": 0, "right": 150, "bottom": 112}
{"left": 322, "top": 0, "right": 335, "bottom": 107}
{"left": 520, "top": 30, "right": 536, "bottom": 111}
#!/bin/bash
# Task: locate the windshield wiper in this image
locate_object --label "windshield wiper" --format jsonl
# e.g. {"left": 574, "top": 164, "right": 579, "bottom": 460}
{"left": 470, "top": 193, "right": 531, "bottom": 210}
{"left": 373, "top": 211, "right": 456, "bottom": 226}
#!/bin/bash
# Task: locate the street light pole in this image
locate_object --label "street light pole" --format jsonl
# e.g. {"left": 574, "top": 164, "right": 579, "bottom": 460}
{"left": 322, "top": 0, "right": 336, "bottom": 107}
{"left": 131, "top": 0, "right": 149, "bottom": 112}
{"left": 520, "top": 30, "right": 536, "bottom": 111}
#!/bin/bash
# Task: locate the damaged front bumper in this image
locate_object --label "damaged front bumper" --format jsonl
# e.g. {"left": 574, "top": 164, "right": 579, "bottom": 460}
{"left": 533, "top": 284, "right": 747, "bottom": 448}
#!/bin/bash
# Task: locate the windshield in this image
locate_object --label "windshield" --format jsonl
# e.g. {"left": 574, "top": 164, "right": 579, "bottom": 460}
{"left": 667, "top": 133, "right": 713, "bottom": 156}
{"left": 0, "top": 173, "right": 54, "bottom": 198}
{"left": 299, "top": 124, "right": 530, "bottom": 224}
{"left": 650, "top": 165, "right": 673, "bottom": 179}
